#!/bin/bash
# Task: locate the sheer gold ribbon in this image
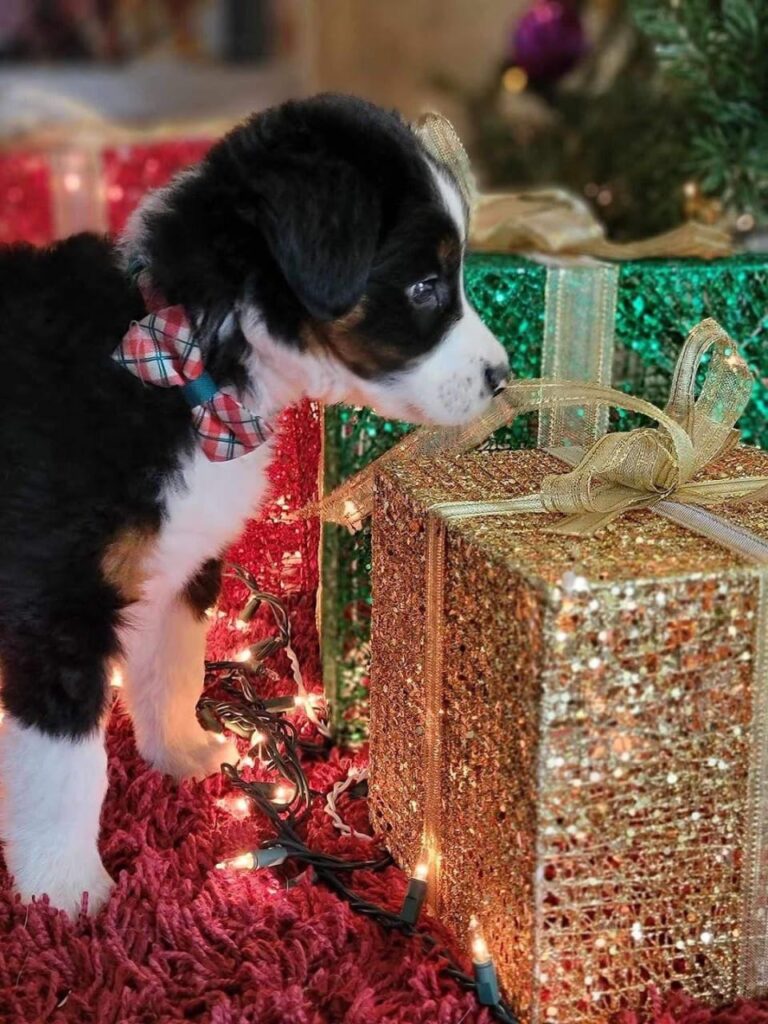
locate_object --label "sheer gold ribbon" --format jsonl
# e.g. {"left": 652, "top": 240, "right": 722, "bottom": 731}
{"left": 301, "top": 318, "right": 765, "bottom": 531}
{"left": 470, "top": 191, "right": 733, "bottom": 259}
{"left": 429, "top": 318, "right": 768, "bottom": 535}
{"left": 413, "top": 112, "right": 732, "bottom": 259}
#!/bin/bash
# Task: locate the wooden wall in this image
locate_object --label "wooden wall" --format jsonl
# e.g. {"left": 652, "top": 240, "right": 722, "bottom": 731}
{"left": 306, "top": 0, "right": 523, "bottom": 123}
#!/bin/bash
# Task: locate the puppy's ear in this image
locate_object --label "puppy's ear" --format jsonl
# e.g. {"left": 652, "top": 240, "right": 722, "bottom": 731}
{"left": 255, "top": 160, "right": 380, "bottom": 322}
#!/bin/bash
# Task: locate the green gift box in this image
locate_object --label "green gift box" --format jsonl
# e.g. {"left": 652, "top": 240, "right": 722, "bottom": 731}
{"left": 320, "top": 252, "right": 768, "bottom": 745}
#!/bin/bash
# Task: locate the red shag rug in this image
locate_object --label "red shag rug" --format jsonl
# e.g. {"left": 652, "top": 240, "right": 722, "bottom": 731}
{"left": 2, "top": 717, "right": 765, "bottom": 1024}
{"left": 0, "top": 439, "right": 766, "bottom": 1022}
{"left": 0, "top": 701, "right": 500, "bottom": 1023}
{"left": 1, "top": 671, "right": 766, "bottom": 1021}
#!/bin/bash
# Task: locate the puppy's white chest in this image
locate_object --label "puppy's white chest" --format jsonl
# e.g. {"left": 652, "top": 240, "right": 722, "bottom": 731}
{"left": 147, "top": 440, "right": 275, "bottom": 597}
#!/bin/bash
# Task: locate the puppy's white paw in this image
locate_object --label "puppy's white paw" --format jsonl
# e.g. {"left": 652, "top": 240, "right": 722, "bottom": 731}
{"left": 0, "top": 720, "right": 111, "bottom": 917}
{"left": 9, "top": 847, "right": 113, "bottom": 916}
{"left": 144, "top": 731, "right": 239, "bottom": 781}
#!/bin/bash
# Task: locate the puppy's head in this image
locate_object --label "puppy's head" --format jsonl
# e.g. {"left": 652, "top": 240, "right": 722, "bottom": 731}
{"left": 124, "top": 94, "right": 509, "bottom": 426}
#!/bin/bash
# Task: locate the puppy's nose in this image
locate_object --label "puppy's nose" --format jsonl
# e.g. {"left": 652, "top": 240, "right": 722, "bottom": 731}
{"left": 483, "top": 360, "right": 509, "bottom": 396}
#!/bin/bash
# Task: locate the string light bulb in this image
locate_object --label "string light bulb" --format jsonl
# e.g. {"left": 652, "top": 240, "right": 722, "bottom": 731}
{"left": 110, "top": 667, "right": 123, "bottom": 688}
{"left": 216, "top": 851, "right": 255, "bottom": 871}
{"left": 217, "top": 794, "right": 251, "bottom": 819}
{"left": 400, "top": 845, "right": 430, "bottom": 924}
{"left": 272, "top": 783, "right": 295, "bottom": 805}
{"left": 470, "top": 915, "right": 490, "bottom": 962}
{"left": 248, "top": 729, "right": 268, "bottom": 764}
{"left": 413, "top": 846, "right": 430, "bottom": 882}
{"left": 469, "top": 915, "right": 501, "bottom": 1006}
{"left": 235, "top": 648, "right": 252, "bottom": 663}
{"left": 216, "top": 846, "right": 288, "bottom": 872}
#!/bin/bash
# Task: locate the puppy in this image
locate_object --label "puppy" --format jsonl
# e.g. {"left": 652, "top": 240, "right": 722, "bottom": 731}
{"left": 0, "top": 94, "right": 508, "bottom": 912}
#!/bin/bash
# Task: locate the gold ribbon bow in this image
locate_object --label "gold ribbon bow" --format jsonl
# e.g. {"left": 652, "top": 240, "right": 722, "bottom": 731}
{"left": 413, "top": 112, "right": 732, "bottom": 259}
{"left": 309, "top": 319, "right": 768, "bottom": 537}
{"left": 432, "top": 318, "right": 768, "bottom": 536}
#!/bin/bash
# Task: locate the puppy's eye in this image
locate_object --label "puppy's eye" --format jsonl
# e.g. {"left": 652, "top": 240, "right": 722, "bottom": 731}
{"left": 407, "top": 277, "right": 439, "bottom": 307}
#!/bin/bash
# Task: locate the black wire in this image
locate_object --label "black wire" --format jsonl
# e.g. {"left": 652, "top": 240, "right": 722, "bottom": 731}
{"left": 241, "top": 784, "right": 519, "bottom": 1024}
{"left": 199, "top": 574, "right": 520, "bottom": 1024}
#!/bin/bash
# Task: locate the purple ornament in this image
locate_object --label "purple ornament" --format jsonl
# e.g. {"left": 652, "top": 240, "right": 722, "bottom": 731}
{"left": 510, "top": 0, "right": 586, "bottom": 85}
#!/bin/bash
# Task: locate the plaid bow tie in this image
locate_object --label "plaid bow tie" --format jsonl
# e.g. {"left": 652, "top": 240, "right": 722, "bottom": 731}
{"left": 113, "top": 277, "right": 272, "bottom": 463}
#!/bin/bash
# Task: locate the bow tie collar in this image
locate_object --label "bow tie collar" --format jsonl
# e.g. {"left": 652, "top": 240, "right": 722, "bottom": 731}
{"left": 113, "top": 271, "right": 273, "bottom": 462}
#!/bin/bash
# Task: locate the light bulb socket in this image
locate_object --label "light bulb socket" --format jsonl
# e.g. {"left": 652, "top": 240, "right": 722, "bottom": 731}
{"left": 473, "top": 959, "right": 501, "bottom": 1006}
{"left": 239, "top": 595, "right": 261, "bottom": 624}
{"left": 223, "top": 719, "right": 253, "bottom": 740}
{"left": 197, "top": 705, "right": 223, "bottom": 734}
{"left": 399, "top": 877, "right": 428, "bottom": 925}
{"left": 254, "top": 845, "right": 289, "bottom": 869}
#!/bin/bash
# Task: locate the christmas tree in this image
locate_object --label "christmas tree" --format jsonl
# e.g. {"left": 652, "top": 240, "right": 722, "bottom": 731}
{"left": 631, "top": 0, "right": 767, "bottom": 233}
{"left": 449, "top": 0, "right": 767, "bottom": 240}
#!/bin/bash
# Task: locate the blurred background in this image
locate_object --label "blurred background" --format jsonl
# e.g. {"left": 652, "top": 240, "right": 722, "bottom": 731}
{"left": 0, "top": 0, "right": 765, "bottom": 245}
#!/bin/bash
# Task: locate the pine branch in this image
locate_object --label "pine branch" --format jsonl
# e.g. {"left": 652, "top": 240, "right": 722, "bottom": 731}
{"left": 630, "top": 0, "right": 768, "bottom": 221}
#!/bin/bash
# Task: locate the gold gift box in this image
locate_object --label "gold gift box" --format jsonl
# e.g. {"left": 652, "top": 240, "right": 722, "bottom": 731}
{"left": 369, "top": 444, "right": 768, "bottom": 1024}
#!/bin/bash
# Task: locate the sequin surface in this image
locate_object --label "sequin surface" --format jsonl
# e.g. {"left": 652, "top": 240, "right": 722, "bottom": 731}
{"left": 370, "top": 446, "right": 768, "bottom": 1024}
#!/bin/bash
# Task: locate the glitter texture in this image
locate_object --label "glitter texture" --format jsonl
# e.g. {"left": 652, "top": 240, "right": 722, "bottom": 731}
{"left": 323, "top": 253, "right": 768, "bottom": 743}
{"left": 369, "top": 445, "right": 768, "bottom": 1024}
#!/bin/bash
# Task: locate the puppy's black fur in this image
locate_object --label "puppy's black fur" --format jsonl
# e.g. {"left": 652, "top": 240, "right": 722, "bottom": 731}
{"left": 0, "top": 94, "right": 465, "bottom": 741}
{"left": 0, "top": 235, "right": 194, "bottom": 736}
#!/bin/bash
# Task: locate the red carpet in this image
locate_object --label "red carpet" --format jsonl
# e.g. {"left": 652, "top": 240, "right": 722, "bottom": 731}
{"left": 0, "top": 417, "right": 767, "bottom": 1023}
{"left": 0, "top": 676, "right": 503, "bottom": 1023}
{"left": 1, "top": 715, "right": 766, "bottom": 1023}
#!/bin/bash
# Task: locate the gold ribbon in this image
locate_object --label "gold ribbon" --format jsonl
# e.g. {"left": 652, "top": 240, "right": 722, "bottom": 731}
{"left": 470, "top": 191, "right": 733, "bottom": 259}
{"left": 303, "top": 318, "right": 766, "bottom": 532}
{"left": 431, "top": 319, "right": 768, "bottom": 536}
{"left": 413, "top": 112, "right": 732, "bottom": 259}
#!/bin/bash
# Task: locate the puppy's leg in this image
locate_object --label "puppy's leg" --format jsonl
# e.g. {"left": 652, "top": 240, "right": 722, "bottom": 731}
{"left": 0, "top": 595, "right": 116, "bottom": 915}
{"left": 0, "top": 720, "right": 111, "bottom": 914}
{"left": 122, "top": 559, "right": 238, "bottom": 779}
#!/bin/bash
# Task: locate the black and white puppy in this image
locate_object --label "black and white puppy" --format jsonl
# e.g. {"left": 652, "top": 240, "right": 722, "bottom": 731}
{"left": 0, "top": 94, "right": 508, "bottom": 912}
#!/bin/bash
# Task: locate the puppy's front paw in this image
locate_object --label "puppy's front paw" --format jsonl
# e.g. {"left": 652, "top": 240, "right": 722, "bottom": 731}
{"left": 145, "top": 731, "right": 239, "bottom": 782}
{"left": 9, "top": 848, "right": 113, "bottom": 916}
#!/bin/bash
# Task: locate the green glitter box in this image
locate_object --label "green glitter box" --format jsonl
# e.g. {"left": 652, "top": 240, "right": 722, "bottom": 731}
{"left": 321, "top": 252, "right": 768, "bottom": 745}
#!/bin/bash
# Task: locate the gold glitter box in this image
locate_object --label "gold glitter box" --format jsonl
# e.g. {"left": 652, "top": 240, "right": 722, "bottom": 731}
{"left": 369, "top": 445, "right": 768, "bottom": 1024}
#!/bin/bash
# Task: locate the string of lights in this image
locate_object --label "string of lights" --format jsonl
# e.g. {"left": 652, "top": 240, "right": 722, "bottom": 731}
{"left": 197, "top": 567, "right": 519, "bottom": 1024}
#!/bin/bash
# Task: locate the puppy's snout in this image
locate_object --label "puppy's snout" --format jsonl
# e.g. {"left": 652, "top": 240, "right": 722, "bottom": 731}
{"left": 483, "top": 360, "right": 510, "bottom": 396}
